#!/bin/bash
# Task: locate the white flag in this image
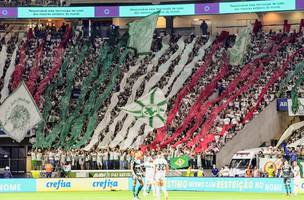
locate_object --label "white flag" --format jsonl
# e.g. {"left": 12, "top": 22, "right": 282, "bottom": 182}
{"left": 121, "top": 88, "right": 167, "bottom": 128}
{"left": 0, "top": 82, "right": 43, "bottom": 142}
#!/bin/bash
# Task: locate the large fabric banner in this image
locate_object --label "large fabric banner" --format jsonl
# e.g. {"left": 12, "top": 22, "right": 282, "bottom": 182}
{"left": 0, "top": 82, "right": 42, "bottom": 142}
{"left": 128, "top": 12, "right": 159, "bottom": 54}
{"left": 277, "top": 62, "right": 304, "bottom": 97}
{"left": 0, "top": 46, "right": 18, "bottom": 103}
{"left": 121, "top": 87, "right": 167, "bottom": 128}
{"left": 228, "top": 25, "right": 251, "bottom": 66}
{"left": 26, "top": 42, "right": 44, "bottom": 94}
{"left": 288, "top": 98, "right": 304, "bottom": 116}
{"left": 0, "top": 45, "right": 7, "bottom": 79}
{"left": 10, "top": 45, "right": 26, "bottom": 91}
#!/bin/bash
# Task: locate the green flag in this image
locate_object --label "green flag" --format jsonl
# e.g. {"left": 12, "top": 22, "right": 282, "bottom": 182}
{"left": 228, "top": 25, "right": 251, "bottom": 66}
{"left": 170, "top": 155, "right": 190, "bottom": 169}
{"left": 127, "top": 11, "right": 159, "bottom": 54}
{"left": 121, "top": 88, "right": 167, "bottom": 128}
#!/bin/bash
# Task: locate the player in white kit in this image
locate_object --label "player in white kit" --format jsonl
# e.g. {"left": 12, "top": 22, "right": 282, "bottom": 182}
{"left": 153, "top": 153, "right": 169, "bottom": 200}
{"left": 292, "top": 161, "right": 301, "bottom": 195}
{"left": 144, "top": 156, "right": 155, "bottom": 196}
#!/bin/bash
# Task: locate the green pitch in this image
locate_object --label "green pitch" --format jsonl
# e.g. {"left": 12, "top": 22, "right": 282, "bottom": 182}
{"left": 0, "top": 191, "right": 303, "bottom": 200}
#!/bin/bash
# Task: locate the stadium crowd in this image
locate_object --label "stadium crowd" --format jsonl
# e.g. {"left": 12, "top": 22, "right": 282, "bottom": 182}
{"left": 29, "top": 146, "right": 215, "bottom": 171}
{"left": 142, "top": 29, "right": 304, "bottom": 156}
{"left": 1, "top": 20, "right": 304, "bottom": 177}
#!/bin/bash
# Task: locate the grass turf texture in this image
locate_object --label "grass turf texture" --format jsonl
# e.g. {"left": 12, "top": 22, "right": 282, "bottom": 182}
{"left": 0, "top": 191, "right": 303, "bottom": 200}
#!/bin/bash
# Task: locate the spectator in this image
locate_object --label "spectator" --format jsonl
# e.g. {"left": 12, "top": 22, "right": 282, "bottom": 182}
{"left": 186, "top": 166, "right": 192, "bottom": 177}
{"left": 200, "top": 20, "right": 208, "bottom": 35}
{"left": 30, "top": 150, "right": 37, "bottom": 170}
{"left": 113, "top": 148, "right": 120, "bottom": 170}
{"left": 290, "top": 150, "right": 298, "bottom": 163}
{"left": 266, "top": 164, "right": 275, "bottom": 177}
{"left": 45, "top": 162, "right": 53, "bottom": 178}
{"left": 36, "top": 149, "right": 43, "bottom": 170}
{"left": 221, "top": 165, "right": 230, "bottom": 177}
{"left": 211, "top": 164, "right": 219, "bottom": 177}
{"left": 197, "top": 167, "right": 204, "bottom": 177}
{"left": 3, "top": 166, "right": 13, "bottom": 178}
{"left": 253, "top": 167, "right": 260, "bottom": 177}
{"left": 102, "top": 149, "right": 109, "bottom": 170}
{"left": 97, "top": 149, "right": 103, "bottom": 170}
{"left": 245, "top": 167, "right": 253, "bottom": 177}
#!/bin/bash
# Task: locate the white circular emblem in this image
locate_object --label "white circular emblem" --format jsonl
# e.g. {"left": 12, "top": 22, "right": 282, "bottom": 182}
{"left": 204, "top": 6, "right": 210, "bottom": 12}
{"left": 6, "top": 105, "right": 30, "bottom": 130}
{"left": 2, "top": 10, "right": 8, "bottom": 16}
{"left": 104, "top": 9, "right": 110, "bottom": 15}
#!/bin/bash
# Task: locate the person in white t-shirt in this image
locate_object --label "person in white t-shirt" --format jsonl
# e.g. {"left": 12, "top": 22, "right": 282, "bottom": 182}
{"left": 109, "top": 148, "right": 115, "bottom": 169}
{"left": 85, "top": 153, "right": 91, "bottom": 170}
{"left": 97, "top": 149, "right": 103, "bottom": 170}
{"left": 102, "top": 149, "right": 109, "bottom": 170}
{"left": 153, "top": 152, "right": 169, "bottom": 200}
{"left": 48, "top": 150, "right": 55, "bottom": 167}
{"left": 78, "top": 152, "right": 85, "bottom": 170}
{"left": 54, "top": 151, "right": 61, "bottom": 168}
{"left": 113, "top": 148, "right": 120, "bottom": 170}
{"left": 66, "top": 151, "right": 72, "bottom": 165}
{"left": 60, "top": 152, "right": 66, "bottom": 166}
{"left": 144, "top": 156, "right": 155, "bottom": 197}
{"left": 91, "top": 151, "right": 98, "bottom": 170}
{"left": 120, "top": 150, "right": 126, "bottom": 170}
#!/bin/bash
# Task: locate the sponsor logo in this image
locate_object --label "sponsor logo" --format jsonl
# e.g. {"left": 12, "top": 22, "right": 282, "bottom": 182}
{"left": 92, "top": 179, "right": 118, "bottom": 189}
{"left": 45, "top": 180, "right": 71, "bottom": 190}
{"left": 0, "top": 184, "right": 21, "bottom": 192}
{"left": 277, "top": 98, "right": 288, "bottom": 111}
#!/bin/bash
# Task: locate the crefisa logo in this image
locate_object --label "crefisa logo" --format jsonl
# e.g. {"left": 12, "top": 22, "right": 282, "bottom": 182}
{"left": 46, "top": 180, "right": 71, "bottom": 190}
{"left": 92, "top": 179, "right": 118, "bottom": 189}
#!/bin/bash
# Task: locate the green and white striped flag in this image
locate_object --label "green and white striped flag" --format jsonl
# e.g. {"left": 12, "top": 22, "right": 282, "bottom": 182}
{"left": 121, "top": 88, "right": 167, "bottom": 128}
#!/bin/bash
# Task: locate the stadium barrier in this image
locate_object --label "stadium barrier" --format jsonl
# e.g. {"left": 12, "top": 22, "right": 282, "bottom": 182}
{"left": 130, "top": 177, "right": 293, "bottom": 193}
{"left": 36, "top": 178, "right": 128, "bottom": 192}
{"left": 30, "top": 169, "right": 193, "bottom": 178}
{"left": 1, "top": 177, "right": 303, "bottom": 193}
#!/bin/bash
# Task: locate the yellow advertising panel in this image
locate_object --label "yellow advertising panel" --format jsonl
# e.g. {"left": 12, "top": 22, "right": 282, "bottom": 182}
{"left": 36, "top": 178, "right": 128, "bottom": 192}
{"left": 296, "top": 179, "right": 304, "bottom": 193}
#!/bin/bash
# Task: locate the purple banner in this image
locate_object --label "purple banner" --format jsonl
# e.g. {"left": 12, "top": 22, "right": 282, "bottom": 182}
{"left": 296, "top": 0, "right": 304, "bottom": 10}
{"left": 95, "top": 6, "right": 119, "bottom": 17}
{"left": 0, "top": 7, "right": 17, "bottom": 18}
{"left": 195, "top": 3, "right": 219, "bottom": 15}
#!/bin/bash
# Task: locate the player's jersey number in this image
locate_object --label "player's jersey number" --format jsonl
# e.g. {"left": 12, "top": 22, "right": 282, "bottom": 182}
{"left": 157, "top": 163, "right": 166, "bottom": 171}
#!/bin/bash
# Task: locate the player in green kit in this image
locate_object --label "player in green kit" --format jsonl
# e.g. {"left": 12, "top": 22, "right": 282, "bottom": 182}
{"left": 282, "top": 160, "right": 293, "bottom": 196}
{"left": 131, "top": 151, "right": 144, "bottom": 200}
